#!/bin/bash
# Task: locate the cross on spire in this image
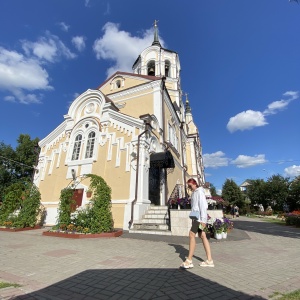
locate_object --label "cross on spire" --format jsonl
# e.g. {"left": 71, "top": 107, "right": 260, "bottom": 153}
{"left": 152, "top": 20, "right": 161, "bottom": 47}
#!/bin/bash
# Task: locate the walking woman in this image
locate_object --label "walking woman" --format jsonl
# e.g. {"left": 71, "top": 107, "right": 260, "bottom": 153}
{"left": 180, "top": 178, "right": 214, "bottom": 268}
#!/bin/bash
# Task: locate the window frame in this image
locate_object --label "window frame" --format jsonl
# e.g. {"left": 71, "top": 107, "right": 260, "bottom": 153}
{"left": 71, "top": 134, "right": 83, "bottom": 161}
{"left": 85, "top": 131, "right": 96, "bottom": 159}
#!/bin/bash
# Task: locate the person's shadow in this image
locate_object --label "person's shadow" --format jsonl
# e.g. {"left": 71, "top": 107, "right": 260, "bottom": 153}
{"left": 168, "top": 243, "right": 204, "bottom": 264}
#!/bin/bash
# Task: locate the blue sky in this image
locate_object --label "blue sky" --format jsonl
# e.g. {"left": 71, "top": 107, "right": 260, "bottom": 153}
{"left": 0, "top": 0, "right": 299, "bottom": 193}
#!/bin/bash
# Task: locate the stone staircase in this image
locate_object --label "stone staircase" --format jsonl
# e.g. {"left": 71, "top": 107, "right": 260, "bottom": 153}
{"left": 129, "top": 205, "right": 172, "bottom": 235}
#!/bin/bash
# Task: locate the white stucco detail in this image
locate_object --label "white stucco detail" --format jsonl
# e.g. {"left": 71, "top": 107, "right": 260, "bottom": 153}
{"left": 80, "top": 163, "right": 92, "bottom": 176}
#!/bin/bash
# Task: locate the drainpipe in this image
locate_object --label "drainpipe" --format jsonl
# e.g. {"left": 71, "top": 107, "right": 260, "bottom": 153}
{"left": 180, "top": 122, "right": 187, "bottom": 199}
{"left": 160, "top": 77, "right": 168, "bottom": 205}
{"left": 128, "top": 122, "right": 151, "bottom": 228}
{"left": 194, "top": 137, "right": 202, "bottom": 185}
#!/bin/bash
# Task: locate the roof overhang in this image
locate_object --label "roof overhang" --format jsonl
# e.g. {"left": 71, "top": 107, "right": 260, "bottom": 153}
{"left": 150, "top": 150, "right": 175, "bottom": 169}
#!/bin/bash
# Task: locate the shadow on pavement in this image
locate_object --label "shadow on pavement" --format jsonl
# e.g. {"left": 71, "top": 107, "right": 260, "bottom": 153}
{"left": 13, "top": 268, "right": 265, "bottom": 300}
{"left": 232, "top": 218, "right": 300, "bottom": 239}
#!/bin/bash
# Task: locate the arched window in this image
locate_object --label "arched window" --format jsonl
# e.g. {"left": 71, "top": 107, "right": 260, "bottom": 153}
{"left": 147, "top": 61, "right": 155, "bottom": 76}
{"left": 165, "top": 60, "right": 170, "bottom": 77}
{"left": 116, "top": 80, "right": 121, "bottom": 88}
{"left": 72, "top": 134, "right": 82, "bottom": 160}
{"left": 85, "top": 131, "right": 96, "bottom": 159}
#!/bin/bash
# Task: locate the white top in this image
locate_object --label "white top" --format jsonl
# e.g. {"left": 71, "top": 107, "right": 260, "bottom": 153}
{"left": 191, "top": 187, "right": 208, "bottom": 223}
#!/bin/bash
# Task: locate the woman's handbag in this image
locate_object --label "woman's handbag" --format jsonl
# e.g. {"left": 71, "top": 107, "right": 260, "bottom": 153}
{"left": 189, "top": 211, "right": 200, "bottom": 220}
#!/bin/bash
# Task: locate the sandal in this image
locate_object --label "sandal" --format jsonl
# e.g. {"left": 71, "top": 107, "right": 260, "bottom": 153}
{"left": 180, "top": 258, "right": 194, "bottom": 269}
{"left": 199, "top": 260, "right": 214, "bottom": 267}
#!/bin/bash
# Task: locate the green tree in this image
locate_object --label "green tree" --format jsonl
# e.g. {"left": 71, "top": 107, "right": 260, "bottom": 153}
{"left": 0, "top": 181, "right": 25, "bottom": 223}
{"left": 247, "top": 179, "right": 267, "bottom": 208}
{"left": 222, "top": 179, "right": 244, "bottom": 208}
{"left": 15, "top": 134, "right": 39, "bottom": 180}
{"left": 0, "top": 135, "right": 39, "bottom": 201}
{"left": 264, "top": 174, "right": 290, "bottom": 211}
{"left": 210, "top": 184, "right": 218, "bottom": 197}
{"left": 0, "top": 142, "right": 17, "bottom": 201}
{"left": 288, "top": 176, "right": 300, "bottom": 211}
{"left": 14, "top": 184, "right": 42, "bottom": 228}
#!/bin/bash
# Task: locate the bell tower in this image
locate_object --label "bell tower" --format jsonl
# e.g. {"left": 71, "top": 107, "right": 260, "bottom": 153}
{"left": 132, "top": 21, "right": 182, "bottom": 106}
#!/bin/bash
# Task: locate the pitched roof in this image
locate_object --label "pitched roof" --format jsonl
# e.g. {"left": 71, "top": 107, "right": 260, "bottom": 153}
{"left": 240, "top": 180, "right": 252, "bottom": 187}
{"left": 96, "top": 71, "right": 161, "bottom": 90}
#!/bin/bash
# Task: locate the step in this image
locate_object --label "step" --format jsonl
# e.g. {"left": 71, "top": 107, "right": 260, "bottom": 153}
{"left": 149, "top": 206, "right": 168, "bottom": 210}
{"left": 144, "top": 214, "right": 168, "bottom": 219}
{"left": 129, "top": 229, "right": 172, "bottom": 236}
{"left": 141, "top": 218, "right": 168, "bottom": 224}
{"left": 146, "top": 209, "right": 169, "bottom": 215}
{"left": 133, "top": 223, "right": 169, "bottom": 231}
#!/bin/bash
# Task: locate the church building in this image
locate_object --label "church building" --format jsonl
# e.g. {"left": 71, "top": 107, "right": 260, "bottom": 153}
{"left": 34, "top": 23, "right": 208, "bottom": 231}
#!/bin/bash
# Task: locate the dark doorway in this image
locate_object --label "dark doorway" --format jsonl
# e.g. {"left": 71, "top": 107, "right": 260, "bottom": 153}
{"left": 149, "top": 167, "right": 160, "bottom": 205}
{"left": 71, "top": 189, "right": 83, "bottom": 212}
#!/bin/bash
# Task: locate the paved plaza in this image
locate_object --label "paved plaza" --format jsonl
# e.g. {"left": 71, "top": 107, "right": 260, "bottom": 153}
{"left": 0, "top": 216, "right": 299, "bottom": 300}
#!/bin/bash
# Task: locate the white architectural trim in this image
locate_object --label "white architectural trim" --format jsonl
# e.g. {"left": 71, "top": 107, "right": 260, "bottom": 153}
{"left": 39, "top": 122, "right": 67, "bottom": 149}
{"left": 107, "top": 81, "right": 161, "bottom": 101}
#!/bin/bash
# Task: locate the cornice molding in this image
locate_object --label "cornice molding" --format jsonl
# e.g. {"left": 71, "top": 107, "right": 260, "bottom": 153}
{"left": 39, "top": 121, "right": 67, "bottom": 148}
{"left": 107, "top": 80, "right": 161, "bottom": 100}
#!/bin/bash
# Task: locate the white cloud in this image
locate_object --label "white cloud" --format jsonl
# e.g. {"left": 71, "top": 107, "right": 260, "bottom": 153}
{"left": 0, "top": 31, "right": 76, "bottom": 104}
{"left": 227, "top": 110, "right": 267, "bottom": 133}
{"left": 58, "top": 22, "right": 70, "bottom": 32}
{"left": 264, "top": 91, "right": 299, "bottom": 115}
{"left": 0, "top": 47, "right": 51, "bottom": 104}
{"left": 231, "top": 154, "right": 267, "bottom": 168}
{"left": 72, "top": 36, "right": 86, "bottom": 52}
{"left": 264, "top": 100, "right": 290, "bottom": 115}
{"left": 85, "top": 0, "right": 90, "bottom": 7}
{"left": 104, "top": 2, "right": 110, "bottom": 15}
{"left": 93, "top": 22, "right": 165, "bottom": 78}
{"left": 203, "top": 151, "right": 229, "bottom": 168}
{"left": 284, "top": 165, "right": 300, "bottom": 177}
{"left": 227, "top": 91, "right": 299, "bottom": 132}
{"left": 4, "top": 95, "right": 16, "bottom": 102}
{"left": 284, "top": 90, "right": 299, "bottom": 100}
{"left": 22, "top": 32, "right": 76, "bottom": 63}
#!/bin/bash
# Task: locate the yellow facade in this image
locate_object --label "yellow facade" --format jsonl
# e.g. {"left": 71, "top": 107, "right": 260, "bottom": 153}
{"left": 35, "top": 26, "right": 206, "bottom": 230}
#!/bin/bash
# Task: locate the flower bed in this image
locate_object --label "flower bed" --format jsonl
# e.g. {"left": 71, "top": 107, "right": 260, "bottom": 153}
{"left": 284, "top": 211, "right": 300, "bottom": 227}
{"left": 42, "top": 229, "right": 123, "bottom": 238}
{"left": 0, "top": 225, "right": 42, "bottom": 232}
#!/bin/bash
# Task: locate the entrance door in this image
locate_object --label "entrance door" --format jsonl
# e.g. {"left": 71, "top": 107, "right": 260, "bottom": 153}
{"left": 149, "top": 167, "right": 160, "bottom": 205}
{"left": 71, "top": 189, "right": 83, "bottom": 212}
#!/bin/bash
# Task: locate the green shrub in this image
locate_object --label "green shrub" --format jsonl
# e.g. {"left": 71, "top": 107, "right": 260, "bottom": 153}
{"left": 0, "top": 182, "right": 24, "bottom": 222}
{"left": 55, "top": 174, "right": 114, "bottom": 234}
{"left": 0, "top": 182, "right": 42, "bottom": 228}
{"left": 57, "top": 188, "right": 75, "bottom": 226}
{"left": 13, "top": 184, "right": 41, "bottom": 228}
{"left": 86, "top": 174, "right": 114, "bottom": 233}
{"left": 285, "top": 215, "right": 300, "bottom": 227}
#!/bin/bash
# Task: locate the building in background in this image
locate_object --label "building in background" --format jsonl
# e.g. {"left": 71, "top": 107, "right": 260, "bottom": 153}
{"left": 34, "top": 23, "right": 208, "bottom": 230}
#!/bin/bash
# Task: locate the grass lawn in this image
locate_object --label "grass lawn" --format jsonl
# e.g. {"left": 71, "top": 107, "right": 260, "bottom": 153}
{"left": 260, "top": 218, "right": 286, "bottom": 225}
{"left": 270, "top": 289, "right": 300, "bottom": 300}
{"left": 0, "top": 282, "right": 21, "bottom": 289}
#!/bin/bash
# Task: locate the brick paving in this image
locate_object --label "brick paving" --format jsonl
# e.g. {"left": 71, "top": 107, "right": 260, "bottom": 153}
{"left": 0, "top": 216, "right": 299, "bottom": 299}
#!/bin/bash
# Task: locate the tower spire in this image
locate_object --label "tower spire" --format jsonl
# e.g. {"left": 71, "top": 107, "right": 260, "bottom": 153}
{"left": 185, "top": 93, "right": 191, "bottom": 114}
{"left": 152, "top": 20, "right": 161, "bottom": 47}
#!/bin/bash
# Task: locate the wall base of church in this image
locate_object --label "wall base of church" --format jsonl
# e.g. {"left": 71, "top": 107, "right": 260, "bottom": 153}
{"left": 170, "top": 209, "right": 224, "bottom": 236}
{"left": 123, "top": 201, "right": 151, "bottom": 230}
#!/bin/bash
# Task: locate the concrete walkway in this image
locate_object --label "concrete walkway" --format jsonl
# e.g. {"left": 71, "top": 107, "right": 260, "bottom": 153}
{"left": 0, "top": 216, "right": 299, "bottom": 299}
